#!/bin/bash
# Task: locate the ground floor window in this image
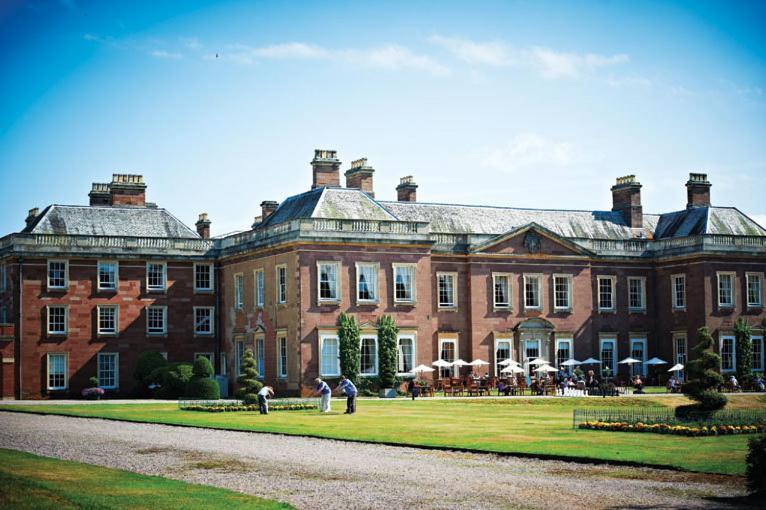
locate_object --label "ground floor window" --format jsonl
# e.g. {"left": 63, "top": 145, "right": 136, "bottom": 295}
{"left": 255, "top": 336, "right": 265, "bottom": 379}
{"left": 753, "top": 336, "right": 764, "bottom": 372}
{"left": 522, "top": 339, "right": 540, "bottom": 376}
{"left": 495, "top": 339, "right": 512, "bottom": 377}
{"left": 439, "top": 339, "right": 456, "bottom": 378}
{"left": 397, "top": 334, "right": 415, "bottom": 374}
{"left": 556, "top": 339, "right": 572, "bottom": 373}
{"left": 97, "top": 352, "right": 118, "bottom": 389}
{"left": 674, "top": 335, "right": 687, "bottom": 382}
{"left": 235, "top": 340, "right": 245, "bottom": 376}
{"left": 630, "top": 339, "right": 647, "bottom": 376}
{"left": 720, "top": 336, "right": 735, "bottom": 372}
{"left": 360, "top": 336, "right": 378, "bottom": 376}
{"left": 320, "top": 335, "right": 340, "bottom": 377}
{"left": 600, "top": 339, "right": 616, "bottom": 378}
{"left": 47, "top": 353, "right": 67, "bottom": 390}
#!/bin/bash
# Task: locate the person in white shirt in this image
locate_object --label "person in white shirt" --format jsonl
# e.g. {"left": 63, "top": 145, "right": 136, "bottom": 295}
{"left": 258, "top": 386, "right": 274, "bottom": 415}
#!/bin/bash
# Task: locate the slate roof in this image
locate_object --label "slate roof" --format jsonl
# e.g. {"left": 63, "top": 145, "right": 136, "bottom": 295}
{"left": 23, "top": 205, "right": 199, "bottom": 239}
{"left": 654, "top": 207, "right": 766, "bottom": 238}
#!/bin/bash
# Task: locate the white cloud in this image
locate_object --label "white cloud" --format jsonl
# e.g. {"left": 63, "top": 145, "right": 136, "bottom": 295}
{"left": 149, "top": 50, "right": 182, "bottom": 60}
{"left": 482, "top": 133, "right": 576, "bottom": 171}
{"left": 253, "top": 42, "right": 330, "bottom": 60}
{"left": 429, "top": 36, "right": 628, "bottom": 78}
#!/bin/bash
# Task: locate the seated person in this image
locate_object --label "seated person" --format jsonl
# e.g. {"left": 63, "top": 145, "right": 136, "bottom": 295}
{"left": 497, "top": 381, "right": 512, "bottom": 396}
{"left": 586, "top": 370, "right": 599, "bottom": 389}
{"left": 633, "top": 375, "right": 644, "bottom": 394}
{"left": 754, "top": 375, "right": 765, "bottom": 392}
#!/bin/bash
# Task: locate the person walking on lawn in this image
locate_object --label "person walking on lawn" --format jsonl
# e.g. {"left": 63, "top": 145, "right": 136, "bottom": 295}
{"left": 257, "top": 385, "right": 274, "bottom": 415}
{"left": 338, "top": 375, "right": 358, "bottom": 414}
{"left": 314, "top": 377, "right": 332, "bottom": 413}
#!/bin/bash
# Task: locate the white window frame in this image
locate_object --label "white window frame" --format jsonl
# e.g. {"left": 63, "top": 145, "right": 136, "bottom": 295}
{"left": 193, "top": 306, "right": 215, "bottom": 336}
{"left": 599, "top": 336, "right": 617, "bottom": 376}
{"left": 317, "top": 261, "right": 341, "bottom": 304}
{"left": 319, "top": 333, "right": 340, "bottom": 377}
{"left": 438, "top": 335, "right": 458, "bottom": 378}
{"left": 752, "top": 335, "right": 764, "bottom": 373}
{"left": 355, "top": 262, "right": 379, "bottom": 304}
{"left": 255, "top": 334, "right": 265, "bottom": 379}
{"left": 97, "top": 260, "right": 118, "bottom": 291}
{"left": 46, "top": 305, "right": 68, "bottom": 336}
{"left": 97, "top": 352, "right": 119, "bottom": 389}
{"left": 234, "top": 272, "right": 244, "bottom": 309}
{"left": 146, "top": 262, "right": 167, "bottom": 292}
{"left": 97, "top": 304, "right": 119, "bottom": 337}
{"left": 146, "top": 306, "right": 167, "bottom": 336}
{"left": 597, "top": 275, "right": 616, "bottom": 312}
{"left": 254, "top": 268, "right": 265, "bottom": 308}
{"left": 359, "top": 334, "right": 379, "bottom": 376}
{"left": 396, "top": 333, "right": 417, "bottom": 376}
{"left": 720, "top": 334, "right": 736, "bottom": 373}
{"left": 555, "top": 338, "right": 573, "bottom": 373}
{"left": 630, "top": 337, "right": 647, "bottom": 376}
{"left": 46, "top": 352, "right": 68, "bottom": 391}
{"left": 276, "top": 264, "right": 287, "bottom": 304}
{"left": 492, "top": 272, "right": 512, "bottom": 310}
{"left": 235, "top": 338, "right": 245, "bottom": 376}
{"left": 628, "top": 276, "right": 646, "bottom": 312}
{"left": 393, "top": 263, "right": 417, "bottom": 304}
{"left": 523, "top": 273, "right": 543, "bottom": 310}
{"left": 671, "top": 274, "right": 686, "bottom": 310}
{"left": 552, "top": 274, "right": 572, "bottom": 311}
{"left": 673, "top": 333, "right": 687, "bottom": 382}
{"left": 494, "top": 336, "right": 513, "bottom": 377}
{"left": 47, "top": 259, "right": 68, "bottom": 290}
{"left": 746, "top": 272, "right": 763, "bottom": 308}
{"left": 437, "top": 272, "right": 458, "bottom": 309}
{"left": 193, "top": 263, "right": 214, "bottom": 292}
{"left": 717, "top": 271, "right": 736, "bottom": 308}
{"left": 277, "top": 335, "right": 288, "bottom": 379}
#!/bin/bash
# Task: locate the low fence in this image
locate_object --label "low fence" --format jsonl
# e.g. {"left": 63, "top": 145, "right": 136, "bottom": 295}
{"left": 572, "top": 407, "right": 766, "bottom": 429}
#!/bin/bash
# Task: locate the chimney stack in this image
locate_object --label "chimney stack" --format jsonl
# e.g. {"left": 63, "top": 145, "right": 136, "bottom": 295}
{"left": 89, "top": 183, "right": 111, "bottom": 206}
{"left": 686, "top": 173, "right": 711, "bottom": 208}
{"left": 611, "top": 175, "right": 643, "bottom": 229}
{"left": 195, "top": 213, "right": 211, "bottom": 239}
{"left": 396, "top": 176, "right": 418, "bottom": 202}
{"left": 110, "top": 174, "right": 146, "bottom": 206}
{"left": 311, "top": 149, "right": 341, "bottom": 189}
{"left": 25, "top": 207, "right": 39, "bottom": 229}
{"left": 345, "top": 158, "right": 375, "bottom": 197}
{"left": 260, "top": 200, "right": 279, "bottom": 221}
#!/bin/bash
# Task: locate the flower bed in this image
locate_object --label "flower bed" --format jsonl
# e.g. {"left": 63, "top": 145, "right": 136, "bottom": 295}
{"left": 179, "top": 398, "right": 318, "bottom": 412}
{"left": 579, "top": 420, "right": 766, "bottom": 436}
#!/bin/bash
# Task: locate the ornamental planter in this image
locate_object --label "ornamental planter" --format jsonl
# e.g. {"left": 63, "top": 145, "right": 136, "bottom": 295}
{"left": 379, "top": 388, "right": 397, "bottom": 398}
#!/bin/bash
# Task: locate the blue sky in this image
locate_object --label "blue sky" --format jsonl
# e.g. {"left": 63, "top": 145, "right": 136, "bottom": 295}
{"left": 1, "top": 0, "right": 765, "bottom": 236}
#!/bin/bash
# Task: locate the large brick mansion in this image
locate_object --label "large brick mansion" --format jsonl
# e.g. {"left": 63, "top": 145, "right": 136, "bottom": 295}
{"left": 1, "top": 150, "right": 765, "bottom": 398}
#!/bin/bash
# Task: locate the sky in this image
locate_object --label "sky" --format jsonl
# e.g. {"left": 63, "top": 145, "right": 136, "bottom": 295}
{"left": 1, "top": 0, "right": 765, "bottom": 237}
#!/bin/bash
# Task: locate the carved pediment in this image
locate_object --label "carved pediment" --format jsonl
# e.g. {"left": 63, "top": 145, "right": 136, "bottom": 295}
{"left": 470, "top": 223, "right": 592, "bottom": 256}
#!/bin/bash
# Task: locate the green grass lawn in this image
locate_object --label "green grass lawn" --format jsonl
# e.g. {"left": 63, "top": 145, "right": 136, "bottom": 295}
{"left": 4, "top": 394, "right": 764, "bottom": 476}
{"left": 0, "top": 448, "right": 292, "bottom": 510}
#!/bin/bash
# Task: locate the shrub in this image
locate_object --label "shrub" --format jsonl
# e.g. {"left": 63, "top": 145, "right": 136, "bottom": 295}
{"left": 186, "top": 377, "right": 220, "bottom": 399}
{"left": 678, "top": 326, "right": 726, "bottom": 418}
{"left": 746, "top": 434, "right": 766, "bottom": 494}
{"left": 153, "top": 362, "right": 193, "bottom": 399}
{"left": 377, "top": 315, "right": 399, "bottom": 389}
{"left": 235, "top": 350, "right": 262, "bottom": 404}
{"left": 88, "top": 376, "right": 100, "bottom": 387}
{"left": 134, "top": 351, "right": 168, "bottom": 395}
{"left": 735, "top": 317, "right": 753, "bottom": 388}
{"left": 338, "top": 313, "right": 361, "bottom": 384}
{"left": 192, "top": 356, "right": 214, "bottom": 378}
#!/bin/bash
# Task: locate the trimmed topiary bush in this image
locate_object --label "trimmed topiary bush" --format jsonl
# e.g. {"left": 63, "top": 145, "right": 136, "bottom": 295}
{"left": 746, "top": 434, "right": 766, "bottom": 495}
{"left": 235, "top": 350, "right": 262, "bottom": 404}
{"left": 735, "top": 317, "right": 753, "bottom": 389}
{"left": 186, "top": 357, "right": 220, "bottom": 399}
{"left": 153, "top": 362, "right": 193, "bottom": 399}
{"left": 377, "top": 315, "right": 399, "bottom": 390}
{"left": 134, "top": 351, "right": 168, "bottom": 395}
{"left": 338, "top": 312, "right": 361, "bottom": 384}
{"left": 677, "top": 326, "right": 727, "bottom": 418}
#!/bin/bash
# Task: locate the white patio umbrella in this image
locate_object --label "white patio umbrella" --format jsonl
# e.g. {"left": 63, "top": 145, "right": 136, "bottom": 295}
{"left": 667, "top": 363, "right": 684, "bottom": 372}
{"left": 619, "top": 357, "right": 641, "bottom": 365}
{"left": 645, "top": 357, "right": 668, "bottom": 366}
{"left": 468, "top": 359, "right": 490, "bottom": 366}
{"left": 431, "top": 359, "right": 453, "bottom": 368}
{"left": 498, "top": 358, "right": 520, "bottom": 366}
{"left": 412, "top": 364, "right": 435, "bottom": 374}
{"left": 501, "top": 365, "right": 525, "bottom": 374}
{"left": 581, "top": 357, "right": 602, "bottom": 365}
{"left": 529, "top": 358, "right": 549, "bottom": 366}
{"left": 534, "top": 364, "right": 559, "bottom": 373}
{"left": 560, "top": 359, "right": 582, "bottom": 367}
{"left": 452, "top": 359, "right": 469, "bottom": 367}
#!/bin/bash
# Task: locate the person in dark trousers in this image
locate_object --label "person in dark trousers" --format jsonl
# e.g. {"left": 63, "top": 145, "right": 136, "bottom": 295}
{"left": 337, "top": 375, "right": 358, "bottom": 414}
{"left": 257, "top": 385, "right": 274, "bottom": 414}
{"left": 407, "top": 378, "right": 420, "bottom": 400}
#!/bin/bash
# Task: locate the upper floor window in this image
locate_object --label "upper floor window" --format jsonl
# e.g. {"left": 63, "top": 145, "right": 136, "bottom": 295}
{"left": 437, "top": 272, "right": 457, "bottom": 309}
{"left": 493, "top": 273, "right": 511, "bottom": 309}
{"left": 97, "top": 305, "right": 118, "bottom": 336}
{"left": 393, "top": 264, "right": 416, "bottom": 304}
{"left": 146, "top": 306, "right": 167, "bottom": 335}
{"left": 553, "top": 274, "right": 572, "bottom": 311}
{"left": 234, "top": 273, "right": 244, "bottom": 309}
{"left": 47, "top": 260, "right": 68, "bottom": 290}
{"left": 47, "top": 305, "right": 68, "bottom": 335}
{"left": 97, "top": 261, "right": 118, "bottom": 291}
{"left": 597, "top": 276, "right": 616, "bottom": 312}
{"left": 0, "top": 262, "right": 7, "bottom": 291}
{"left": 194, "top": 306, "right": 214, "bottom": 335}
{"left": 717, "top": 272, "right": 735, "bottom": 308}
{"left": 356, "top": 263, "right": 378, "bottom": 303}
{"left": 276, "top": 265, "right": 287, "bottom": 304}
{"left": 671, "top": 274, "right": 686, "bottom": 310}
{"left": 146, "top": 262, "right": 166, "bottom": 292}
{"left": 746, "top": 273, "right": 763, "bottom": 308}
{"left": 47, "top": 353, "right": 68, "bottom": 390}
{"left": 523, "top": 274, "right": 542, "bottom": 309}
{"left": 628, "top": 277, "right": 646, "bottom": 311}
{"left": 194, "top": 263, "right": 213, "bottom": 292}
{"left": 254, "top": 269, "right": 264, "bottom": 307}
{"left": 318, "top": 262, "right": 340, "bottom": 303}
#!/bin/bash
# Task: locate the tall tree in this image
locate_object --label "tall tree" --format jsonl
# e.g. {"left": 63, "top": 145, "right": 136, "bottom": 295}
{"left": 235, "top": 350, "right": 263, "bottom": 404}
{"left": 677, "top": 326, "right": 727, "bottom": 417}
{"left": 735, "top": 317, "right": 753, "bottom": 386}
{"left": 377, "top": 315, "right": 399, "bottom": 389}
{"left": 338, "top": 312, "right": 361, "bottom": 383}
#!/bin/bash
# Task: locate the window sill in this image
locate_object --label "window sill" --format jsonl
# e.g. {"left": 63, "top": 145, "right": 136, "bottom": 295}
{"left": 194, "top": 333, "right": 214, "bottom": 338}
{"left": 493, "top": 305, "right": 511, "bottom": 312}
{"left": 438, "top": 306, "right": 458, "bottom": 312}
{"left": 46, "top": 333, "right": 67, "bottom": 338}
{"left": 597, "top": 309, "right": 616, "bottom": 314}
{"left": 97, "top": 333, "right": 118, "bottom": 338}
{"left": 747, "top": 305, "right": 763, "bottom": 310}
{"left": 146, "top": 289, "right": 167, "bottom": 294}
{"left": 194, "top": 289, "right": 214, "bottom": 294}
{"left": 318, "top": 300, "right": 341, "bottom": 307}
{"left": 553, "top": 308, "right": 572, "bottom": 313}
{"left": 356, "top": 300, "right": 379, "bottom": 306}
{"left": 628, "top": 309, "right": 647, "bottom": 314}
{"left": 394, "top": 301, "right": 416, "bottom": 307}
{"left": 147, "top": 333, "right": 168, "bottom": 338}
{"left": 672, "top": 307, "right": 687, "bottom": 312}
{"left": 359, "top": 373, "right": 378, "bottom": 377}
{"left": 97, "top": 288, "right": 117, "bottom": 293}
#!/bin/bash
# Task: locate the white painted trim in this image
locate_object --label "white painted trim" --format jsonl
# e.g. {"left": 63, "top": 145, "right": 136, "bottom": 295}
{"left": 316, "top": 260, "right": 341, "bottom": 305}
{"left": 46, "top": 259, "right": 69, "bottom": 290}
{"left": 145, "top": 261, "right": 167, "bottom": 292}
{"left": 437, "top": 335, "right": 459, "bottom": 378}
{"left": 275, "top": 264, "right": 287, "bottom": 304}
{"left": 97, "top": 352, "right": 119, "bottom": 389}
{"left": 627, "top": 276, "right": 646, "bottom": 312}
{"left": 599, "top": 335, "right": 617, "bottom": 376}
{"left": 355, "top": 262, "right": 380, "bottom": 305}
{"left": 359, "top": 334, "right": 379, "bottom": 376}
{"left": 46, "top": 304, "right": 68, "bottom": 336}
{"left": 254, "top": 268, "right": 265, "bottom": 308}
{"left": 494, "top": 336, "right": 514, "bottom": 377}
{"left": 193, "top": 262, "right": 214, "bottom": 292}
{"left": 629, "top": 337, "right": 647, "bottom": 376}
{"left": 719, "top": 334, "right": 736, "bottom": 373}
{"left": 97, "top": 260, "right": 119, "bottom": 291}
{"left": 597, "top": 275, "right": 617, "bottom": 312}
{"left": 392, "top": 263, "right": 417, "bottom": 304}
{"left": 672, "top": 332, "right": 688, "bottom": 382}
{"left": 96, "top": 304, "right": 119, "bottom": 337}
{"left": 233, "top": 272, "right": 245, "bottom": 310}
{"left": 492, "top": 272, "right": 512, "bottom": 310}
{"left": 319, "top": 333, "right": 340, "bottom": 377}
{"left": 146, "top": 305, "right": 168, "bottom": 336}
{"left": 436, "top": 271, "right": 458, "bottom": 309}
{"left": 552, "top": 273, "right": 573, "bottom": 311}
{"left": 671, "top": 273, "right": 686, "bottom": 310}
{"left": 277, "top": 335, "right": 288, "bottom": 379}
{"left": 254, "top": 334, "right": 265, "bottom": 379}
{"left": 193, "top": 306, "right": 215, "bottom": 336}
{"left": 396, "top": 332, "right": 417, "bottom": 376}
{"left": 523, "top": 273, "right": 543, "bottom": 310}
{"left": 555, "top": 337, "right": 573, "bottom": 372}
{"left": 746, "top": 272, "right": 763, "bottom": 308}
{"left": 717, "top": 271, "right": 736, "bottom": 308}
{"left": 46, "top": 352, "right": 68, "bottom": 391}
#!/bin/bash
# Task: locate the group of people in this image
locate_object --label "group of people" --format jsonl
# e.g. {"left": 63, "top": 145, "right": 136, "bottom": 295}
{"left": 314, "top": 376, "right": 358, "bottom": 414}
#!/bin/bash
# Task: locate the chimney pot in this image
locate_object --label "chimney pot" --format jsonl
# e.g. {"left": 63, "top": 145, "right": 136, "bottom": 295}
{"left": 344, "top": 157, "right": 375, "bottom": 197}
{"left": 110, "top": 173, "right": 146, "bottom": 206}
{"left": 195, "top": 212, "right": 211, "bottom": 239}
{"left": 25, "top": 207, "right": 39, "bottom": 229}
{"left": 611, "top": 174, "right": 643, "bottom": 229}
{"left": 396, "top": 175, "right": 418, "bottom": 202}
{"left": 260, "top": 200, "right": 279, "bottom": 222}
{"left": 311, "top": 149, "right": 341, "bottom": 189}
{"left": 686, "top": 172, "right": 711, "bottom": 208}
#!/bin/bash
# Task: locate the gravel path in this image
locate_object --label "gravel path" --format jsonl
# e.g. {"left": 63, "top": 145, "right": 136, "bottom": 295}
{"left": 0, "top": 412, "right": 751, "bottom": 509}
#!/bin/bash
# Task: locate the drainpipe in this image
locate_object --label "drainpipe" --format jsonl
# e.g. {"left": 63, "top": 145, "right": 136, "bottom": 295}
{"left": 215, "top": 261, "right": 221, "bottom": 376}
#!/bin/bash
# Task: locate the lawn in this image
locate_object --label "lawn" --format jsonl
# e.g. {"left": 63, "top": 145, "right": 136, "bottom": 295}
{"left": 3, "top": 394, "right": 764, "bottom": 476}
{"left": 0, "top": 448, "right": 292, "bottom": 510}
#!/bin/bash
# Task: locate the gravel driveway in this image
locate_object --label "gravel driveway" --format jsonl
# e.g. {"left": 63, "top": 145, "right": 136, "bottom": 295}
{"left": 0, "top": 412, "right": 751, "bottom": 509}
